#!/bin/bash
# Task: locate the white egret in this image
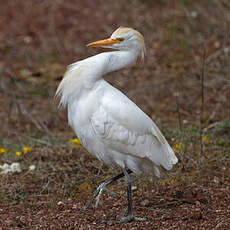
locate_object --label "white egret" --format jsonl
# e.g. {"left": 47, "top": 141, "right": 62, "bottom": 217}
{"left": 56, "top": 27, "right": 178, "bottom": 224}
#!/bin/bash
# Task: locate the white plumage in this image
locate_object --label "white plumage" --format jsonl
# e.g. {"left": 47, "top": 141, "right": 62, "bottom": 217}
{"left": 56, "top": 27, "right": 178, "bottom": 223}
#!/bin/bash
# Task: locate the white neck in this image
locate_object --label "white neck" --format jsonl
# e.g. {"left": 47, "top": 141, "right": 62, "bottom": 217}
{"left": 102, "top": 50, "right": 138, "bottom": 75}
{"left": 56, "top": 50, "right": 139, "bottom": 108}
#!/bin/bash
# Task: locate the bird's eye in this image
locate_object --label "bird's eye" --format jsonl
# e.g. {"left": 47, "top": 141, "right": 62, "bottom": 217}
{"left": 117, "top": 37, "right": 124, "bottom": 42}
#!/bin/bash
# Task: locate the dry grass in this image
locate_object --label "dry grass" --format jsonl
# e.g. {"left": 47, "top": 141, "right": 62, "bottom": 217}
{"left": 0, "top": 0, "right": 229, "bottom": 229}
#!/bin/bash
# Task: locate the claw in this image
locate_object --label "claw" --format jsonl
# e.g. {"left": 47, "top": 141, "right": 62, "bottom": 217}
{"left": 94, "top": 187, "right": 103, "bottom": 209}
{"left": 81, "top": 170, "right": 132, "bottom": 215}
{"left": 82, "top": 181, "right": 108, "bottom": 211}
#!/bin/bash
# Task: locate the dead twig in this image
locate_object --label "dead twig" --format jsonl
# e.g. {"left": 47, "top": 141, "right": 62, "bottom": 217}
{"left": 203, "top": 122, "right": 221, "bottom": 133}
{"left": 200, "top": 48, "right": 206, "bottom": 157}
{"left": 175, "top": 90, "right": 182, "bottom": 132}
{"left": 4, "top": 68, "right": 52, "bottom": 135}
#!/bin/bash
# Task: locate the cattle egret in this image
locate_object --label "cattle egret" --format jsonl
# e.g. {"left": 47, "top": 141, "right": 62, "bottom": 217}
{"left": 56, "top": 27, "right": 178, "bottom": 224}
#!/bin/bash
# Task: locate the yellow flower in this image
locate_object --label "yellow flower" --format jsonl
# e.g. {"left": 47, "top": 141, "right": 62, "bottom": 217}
{"left": 70, "top": 138, "right": 81, "bottom": 145}
{"left": 0, "top": 148, "right": 6, "bottom": 154}
{"left": 202, "top": 136, "right": 208, "bottom": 142}
{"left": 173, "top": 143, "right": 184, "bottom": 152}
{"left": 22, "top": 147, "right": 30, "bottom": 153}
{"left": 179, "top": 145, "right": 185, "bottom": 151}
{"left": 15, "top": 151, "right": 21, "bottom": 157}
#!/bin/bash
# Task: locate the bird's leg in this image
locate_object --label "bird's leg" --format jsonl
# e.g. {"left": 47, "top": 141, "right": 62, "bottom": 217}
{"left": 126, "top": 168, "right": 133, "bottom": 217}
{"left": 105, "top": 168, "right": 146, "bottom": 225}
{"left": 82, "top": 169, "right": 132, "bottom": 211}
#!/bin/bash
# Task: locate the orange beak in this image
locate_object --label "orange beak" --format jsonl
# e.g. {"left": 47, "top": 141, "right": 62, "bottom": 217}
{"left": 87, "top": 38, "right": 123, "bottom": 47}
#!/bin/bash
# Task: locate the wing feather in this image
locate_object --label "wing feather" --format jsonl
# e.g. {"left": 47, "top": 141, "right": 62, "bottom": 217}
{"left": 91, "top": 83, "right": 178, "bottom": 170}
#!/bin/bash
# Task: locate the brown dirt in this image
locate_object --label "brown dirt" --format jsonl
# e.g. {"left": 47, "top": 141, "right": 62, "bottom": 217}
{"left": 0, "top": 0, "right": 229, "bottom": 229}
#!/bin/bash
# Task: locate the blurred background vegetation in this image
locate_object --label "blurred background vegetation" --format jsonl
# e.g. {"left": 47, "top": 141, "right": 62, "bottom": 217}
{"left": 0, "top": 0, "right": 229, "bottom": 228}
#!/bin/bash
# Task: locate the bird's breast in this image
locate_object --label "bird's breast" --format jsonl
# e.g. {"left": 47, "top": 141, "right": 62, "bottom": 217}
{"left": 67, "top": 82, "right": 104, "bottom": 136}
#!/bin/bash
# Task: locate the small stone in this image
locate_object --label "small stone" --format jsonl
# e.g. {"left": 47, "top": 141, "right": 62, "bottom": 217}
{"left": 224, "top": 47, "right": 229, "bottom": 53}
{"left": 23, "top": 36, "right": 32, "bottom": 44}
{"left": 57, "top": 201, "right": 64, "bottom": 206}
{"left": 214, "top": 41, "right": 221, "bottom": 49}
{"left": 29, "top": 165, "right": 36, "bottom": 171}
{"left": 195, "top": 201, "right": 201, "bottom": 207}
{"left": 213, "top": 176, "right": 219, "bottom": 184}
{"left": 140, "top": 199, "right": 150, "bottom": 206}
{"left": 19, "top": 69, "right": 32, "bottom": 77}
{"left": 191, "top": 11, "right": 198, "bottom": 18}
{"left": 131, "top": 186, "right": 137, "bottom": 191}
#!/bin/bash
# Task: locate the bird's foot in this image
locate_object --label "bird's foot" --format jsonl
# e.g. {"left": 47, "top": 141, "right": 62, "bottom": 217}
{"left": 104, "top": 215, "right": 146, "bottom": 225}
{"left": 82, "top": 181, "right": 109, "bottom": 211}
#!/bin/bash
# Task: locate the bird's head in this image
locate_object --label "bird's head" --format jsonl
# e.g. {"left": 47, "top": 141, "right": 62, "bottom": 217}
{"left": 87, "top": 27, "right": 146, "bottom": 61}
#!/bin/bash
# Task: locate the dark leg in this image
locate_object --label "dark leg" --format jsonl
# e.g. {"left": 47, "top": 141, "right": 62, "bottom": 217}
{"left": 105, "top": 168, "right": 146, "bottom": 225}
{"left": 82, "top": 169, "right": 132, "bottom": 211}
{"left": 123, "top": 168, "right": 133, "bottom": 217}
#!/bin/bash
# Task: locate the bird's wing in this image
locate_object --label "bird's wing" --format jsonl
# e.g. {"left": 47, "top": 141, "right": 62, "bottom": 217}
{"left": 91, "top": 82, "right": 178, "bottom": 170}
